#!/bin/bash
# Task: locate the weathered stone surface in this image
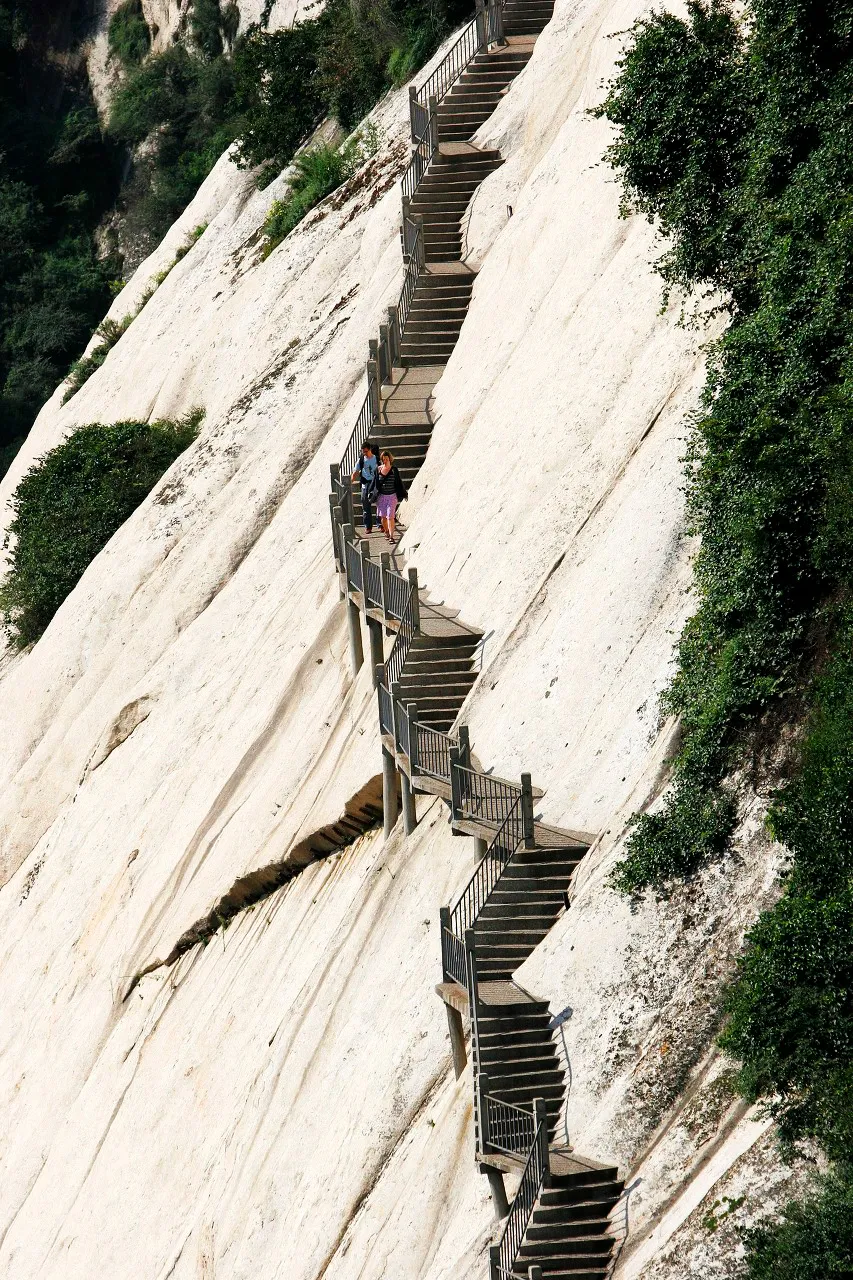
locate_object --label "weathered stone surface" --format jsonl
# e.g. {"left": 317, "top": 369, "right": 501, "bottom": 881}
{"left": 0, "top": 4, "right": 803, "bottom": 1277}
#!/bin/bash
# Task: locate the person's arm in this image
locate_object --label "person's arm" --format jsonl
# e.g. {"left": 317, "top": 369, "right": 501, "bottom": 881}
{"left": 352, "top": 458, "right": 362, "bottom": 481}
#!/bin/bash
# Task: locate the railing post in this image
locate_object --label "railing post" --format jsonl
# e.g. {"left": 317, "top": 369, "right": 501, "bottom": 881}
{"left": 475, "top": 0, "right": 487, "bottom": 50}
{"left": 408, "top": 84, "right": 418, "bottom": 143}
{"left": 458, "top": 723, "right": 472, "bottom": 769}
{"left": 387, "top": 306, "right": 399, "bottom": 370}
{"left": 367, "top": 358, "right": 380, "bottom": 422}
{"left": 450, "top": 744, "right": 463, "bottom": 822}
{"left": 439, "top": 905, "right": 452, "bottom": 983}
{"left": 379, "top": 551, "right": 391, "bottom": 628}
{"left": 493, "top": 0, "right": 505, "bottom": 45}
{"left": 534, "top": 1097, "right": 551, "bottom": 1189}
{"left": 488, "top": 1246, "right": 501, "bottom": 1280}
{"left": 407, "top": 701, "right": 419, "bottom": 775}
{"left": 528, "top": 1267, "right": 543, "bottom": 1280}
{"left": 367, "top": 619, "right": 383, "bottom": 684}
{"left": 414, "top": 213, "right": 425, "bottom": 267}
{"left": 359, "top": 540, "right": 371, "bottom": 614}
{"left": 521, "top": 772, "right": 535, "bottom": 848}
{"left": 391, "top": 681, "right": 403, "bottom": 754}
{"left": 428, "top": 95, "right": 438, "bottom": 154}
{"left": 407, "top": 567, "right": 421, "bottom": 630}
{"left": 378, "top": 323, "right": 391, "bottom": 387}
{"left": 329, "top": 493, "right": 341, "bottom": 572}
{"left": 478, "top": 1069, "right": 491, "bottom": 1153}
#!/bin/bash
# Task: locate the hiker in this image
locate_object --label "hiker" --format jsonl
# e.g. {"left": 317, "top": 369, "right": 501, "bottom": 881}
{"left": 376, "top": 449, "right": 407, "bottom": 544}
{"left": 352, "top": 440, "right": 378, "bottom": 534}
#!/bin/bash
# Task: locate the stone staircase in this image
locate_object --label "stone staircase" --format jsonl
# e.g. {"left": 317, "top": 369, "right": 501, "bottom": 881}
{"left": 329, "top": 1, "right": 627, "bottom": 1276}
{"left": 473, "top": 840, "right": 586, "bottom": 979}
{"left": 409, "top": 146, "right": 502, "bottom": 263}
{"left": 436, "top": 40, "right": 537, "bottom": 142}
{"left": 513, "top": 1166, "right": 624, "bottom": 1279}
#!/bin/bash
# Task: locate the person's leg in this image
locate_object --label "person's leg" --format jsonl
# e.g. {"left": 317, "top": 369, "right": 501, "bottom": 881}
{"left": 387, "top": 498, "right": 397, "bottom": 543}
{"left": 361, "top": 484, "right": 372, "bottom": 533}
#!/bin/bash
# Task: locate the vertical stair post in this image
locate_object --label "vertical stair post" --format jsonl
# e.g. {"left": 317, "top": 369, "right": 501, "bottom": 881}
{"left": 378, "top": 324, "right": 391, "bottom": 386}
{"left": 406, "top": 702, "right": 419, "bottom": 776}
{"left": 477, "top": 1070, "right": 491, "bottom": 1153}
{"left": 480, "top": 1161, "right": 509, "bottom": 1221}
{"left": 381, "top": 740, "right": 399, "bottom": 842}
{"left": 359, "top": 540, "right": 371, "bottom": 614}
{"left": 475, "top": 0, "right": 487, "bottom": 50}
{"left": 534, "top": 1096, "right": 551, "bottom": 1189}
{"left": 458, "top": 724, "right": 472, "bottom": 769}
{"left": 343, "top": 524, "right": 364, "bottom": 677}
{"left": 400, "top": 755, "right": 417, "bottom": 836}
{"left": 528, "top": 1268, "right": 543, "bottom": 1280}
{"left": 428, "top": 95, "right": 439, "bottom": 154}
{"left": 521, "top": 771, "right": 536, "bottom": 849}
{"left": 367, "top": 619, "right": 384, "bottom": 685}
{"left": 329, "top": 494, "right": 342, "bottom": 577}
{"left": 450, "top": 744, "right": 463, "bottom": 823}
{"left": 407, "top": 567, "right": 421, "bottom": 630}
{"left": 488, "top": 1246, "right": 501, "bottom": 1280}
{"left": 379, "top": 552, "right": 394, "bottom": 635}
{"left": 407, "top": 84, "right": 417, "bottom": 143}
{"left": 367, "top": 358, "right": 380, "bottom": 422}
{"left": 387, "top": 307, "right": 400, "bottom": 371}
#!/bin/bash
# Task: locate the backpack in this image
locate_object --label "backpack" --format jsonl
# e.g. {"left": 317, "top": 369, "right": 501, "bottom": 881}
{"left": 393, "top": 467, "right": 407, "bottom": 502}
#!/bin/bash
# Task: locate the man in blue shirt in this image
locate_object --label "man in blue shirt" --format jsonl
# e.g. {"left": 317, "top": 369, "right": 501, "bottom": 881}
{"left": 352, "top": 441, "right": 379, "bottom": 534}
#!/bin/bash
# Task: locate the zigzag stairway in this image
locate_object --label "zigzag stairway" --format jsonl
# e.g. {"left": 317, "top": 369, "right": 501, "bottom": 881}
{"left": 327, "top": 1, "right": 625, "bottom": 1276}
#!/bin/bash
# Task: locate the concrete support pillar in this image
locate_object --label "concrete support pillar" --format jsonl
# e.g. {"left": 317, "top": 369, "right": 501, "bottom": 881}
{"left": 346, "top": 599, "right": 364, "bottom": 677}
{"left": 480, "top": 1167, "right": 509, "bottom": 1221}
{"left": 473, "top": 835, "right": 488, "bottom": 865}
{"left": 401, "top": 769, "right": 417, "bottom": 835}
{"left": 367, "top": 617, "right": 384, "bottom": 685}
{"left": 382, "top": 745, "right": 398, "bottom": 839}
{"left": 528, "top": 1268, "right": 543, "bottom": 1280}
{"left": 445, "top": 1004, "right": 467, "bottom": 1077}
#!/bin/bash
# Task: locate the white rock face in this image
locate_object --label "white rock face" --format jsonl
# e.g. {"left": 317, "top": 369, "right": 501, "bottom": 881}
{"left": 0, "top": 4, "right": 801, "bottom": 1278}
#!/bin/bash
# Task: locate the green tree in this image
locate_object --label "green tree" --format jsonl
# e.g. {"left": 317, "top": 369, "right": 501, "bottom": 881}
{"left": 0, "top": 414, "right": 201, "bottom": 647}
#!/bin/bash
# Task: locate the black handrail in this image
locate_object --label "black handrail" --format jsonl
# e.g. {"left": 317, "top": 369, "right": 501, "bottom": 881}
{"left": 402, "top": 108, "right": 437, "bottom": 202}
{"left": 489, "top": 1111, "right": 549, "bottom": 1280}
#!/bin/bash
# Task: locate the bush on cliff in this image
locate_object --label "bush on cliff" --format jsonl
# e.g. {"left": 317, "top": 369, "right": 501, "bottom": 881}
{"left": 108, "top": 0, "right": 151, "bottom": 67}
{"left": 597, "top": 0, "right": 853, "bottom": 1269}
{"left": 0, "top": 413, "right": 201, "bottom": 647}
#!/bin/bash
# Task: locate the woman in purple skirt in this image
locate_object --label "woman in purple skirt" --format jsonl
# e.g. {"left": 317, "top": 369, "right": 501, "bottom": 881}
{"left": 376, "top": 450, "right": 407, "bottom": 544}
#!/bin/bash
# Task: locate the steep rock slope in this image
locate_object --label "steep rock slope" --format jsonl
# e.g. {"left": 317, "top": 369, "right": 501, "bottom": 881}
{"left": 0, "top": 2, "right": 801, "bottom": 1278}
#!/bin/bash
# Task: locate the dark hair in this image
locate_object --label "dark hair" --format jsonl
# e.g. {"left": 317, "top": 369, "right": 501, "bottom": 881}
{"left": 361, "top": 440, "right": 374, "bottom": 453}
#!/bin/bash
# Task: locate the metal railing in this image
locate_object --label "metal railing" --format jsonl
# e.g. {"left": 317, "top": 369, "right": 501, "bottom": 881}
{"left": 385, "top": 583, "right": 417, "bottom": 689}
{"left": 480, "top": 1088, "right": 537, "bottom": 1157}
{"left": 395, "top": 218, "right": 424, "bottom": 347}
{"left": 413, "top": 0, "right": 505, "bottom": 121}
{"left": 415, "top": 722, "right": 457, "bottom": 781}
{"left": 378, "top": 682, "right": 394, "bottom": 736}
{"left": 345, "top": 536, "right": 364, "bottom": 596}
{"left": 452, "top": 762, "right": 532, "bottom": 829}
{"left": 452, "top": 795, "right": 522, "bottom": 928}
{"left": 402, "top": 107, "right": 437, "bottom": 202}
{"left": 488, "top": 1104, "right": 550, "bottom": 1280}
{"left": 364, "top": 555, "right": 383, "bottom": 611}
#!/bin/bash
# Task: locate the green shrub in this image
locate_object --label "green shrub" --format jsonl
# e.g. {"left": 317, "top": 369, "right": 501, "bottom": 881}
{"left": 719, "top": 622, "right": 853, "bottom": 1159}
{"left": 231, "top": 24, "right": 325, "bottom": 177}
{"left": 0, "top": 413, "right": 202, "bottom": 648}
{"left": 109, "top": 46, "right": 238, "bottom": 254}
{"left": 108, "top": 0, "right": 151, "bottom": 67}
{"left": 741, "top": 1170, "right": 853, "bottom": 1279}
{"left": 596, "top": 0, "right": 853, "bottom": 889}
{"left": 262, "top": 127, "right": 378, "bottom": 254}
{"left": 191, "top": 0, "right": 225, "bottom": 60}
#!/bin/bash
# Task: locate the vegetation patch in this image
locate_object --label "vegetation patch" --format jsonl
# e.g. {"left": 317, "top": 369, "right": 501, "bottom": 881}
{"left": 108, "top": 0, "right": 151, "bottom": 68}
{"left": 262, "top": 127, "right": 378, "bottom": 256}
{"left": 597, "top": 0, "right": 853, "bottom": 1269}
{"left": 0, "top": 412, "right": 202, "bottom": 647}
{"left": 740, "top": 1170, "right": 853, "bottom": 1280}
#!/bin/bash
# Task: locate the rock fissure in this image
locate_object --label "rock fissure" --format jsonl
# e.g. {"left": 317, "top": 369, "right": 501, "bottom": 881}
{"left": 124, "top": 773, "right": 385, "bottom": 999}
